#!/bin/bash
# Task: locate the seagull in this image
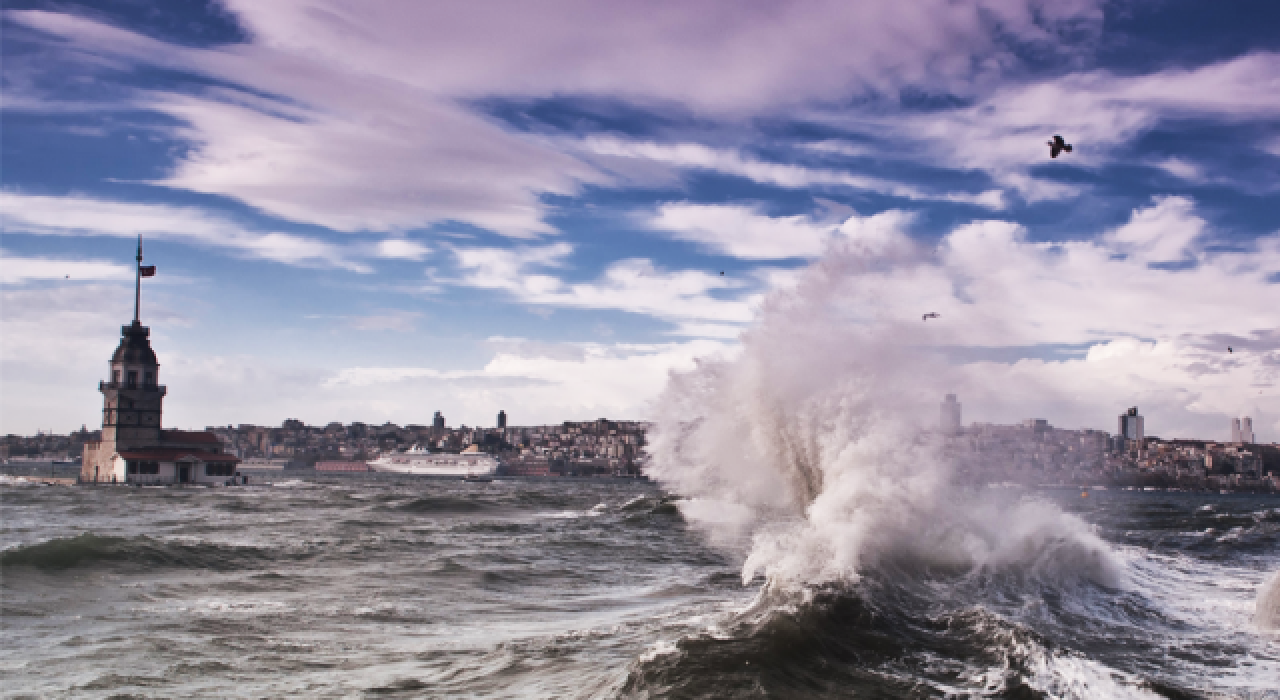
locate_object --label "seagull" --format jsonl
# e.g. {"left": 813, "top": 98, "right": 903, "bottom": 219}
{"left": 1047, "top": 134, "right": 1073, "bottom": 159}
{"left": 720, "top": 271, "right": 724, "bottom": 276}
{"left": 1228, "top": 347, "right": 1233, "bottom": 353}
{"left": 922, "top": 312, "right": 940, "bottom": 321}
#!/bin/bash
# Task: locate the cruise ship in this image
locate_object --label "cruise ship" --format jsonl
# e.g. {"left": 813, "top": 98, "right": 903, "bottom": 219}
{"left": 366, "top": 445, "right": 499, "bottom": 477}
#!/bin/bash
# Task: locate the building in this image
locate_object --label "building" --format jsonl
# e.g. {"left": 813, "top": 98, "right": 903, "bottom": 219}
{"left": 80, "top": 238, "right": 240, "bottom": 484}
{"left": 1118, "top": 407, "right": 1144, "bottom": 443}
{"left": 1023, "top": 418, "right": 1050, "bottom": 434}
{"left": 940, "top": 394, "right": 962, "bottom": 435}
{"left": 1241, "top": 416, "right": 1254, "bottom": 444}
{"left": 1232, "top": 417, "right": 1243, "bottom": 444}
{"left": 433, "top": 411, "right": 446, "bottom": 430}
{"left": 497, "top": 410, "right": 507, "bottom": 429}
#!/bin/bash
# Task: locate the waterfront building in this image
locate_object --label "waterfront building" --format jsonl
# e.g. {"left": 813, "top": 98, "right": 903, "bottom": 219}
{"left": 1232, "top": 417, "right": 1243, "bottom": 444}
{"left": 433, "top": 411, "right": 446, "bottom": 429}
{"left": 497, "top": 410, "right": 507, "bottom": 429}
{"left": 79, "top": 238, "right": 240, "bottom": 484}
{"left": 1118, "top": 407, "right": 1144, "bottom": 443}
{"left": 1242, "top": 416, "right": 1254, "bottom": 444}
{"left": 940, "top": 394, "right": 962, "bottom": 435}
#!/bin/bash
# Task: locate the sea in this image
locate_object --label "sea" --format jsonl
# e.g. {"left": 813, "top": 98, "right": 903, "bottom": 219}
{"left": 2, "top": 474, "right": 1277, "bottom": 698}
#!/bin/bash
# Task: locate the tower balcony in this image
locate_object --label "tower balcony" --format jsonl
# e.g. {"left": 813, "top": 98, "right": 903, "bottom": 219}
{"left": 99, "top": 381, "right": 167, "bottom": 394}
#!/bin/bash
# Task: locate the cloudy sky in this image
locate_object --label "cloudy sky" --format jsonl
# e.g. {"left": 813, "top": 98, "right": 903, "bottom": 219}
{"left": 1, "top": 0, "right": 1277, "bottom": 438}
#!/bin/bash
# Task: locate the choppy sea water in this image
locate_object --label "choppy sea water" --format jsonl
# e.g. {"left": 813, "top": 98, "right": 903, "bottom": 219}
{"left": 2, "top": 475, "right": 1277, "bottom": 698}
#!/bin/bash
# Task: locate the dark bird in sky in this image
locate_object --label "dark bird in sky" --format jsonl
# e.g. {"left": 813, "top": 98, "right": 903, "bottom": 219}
{"left": 922, "top": 312, "right": 940, "bottom": 321}
{"left": 720, "top": 271, "right": 724, "bottom": 276}
{"left": 1228, "top": 346, "right": 1233, "bottom": 353}
{"left": 1047, "top": 134, "right": 1073, "bottom": 158}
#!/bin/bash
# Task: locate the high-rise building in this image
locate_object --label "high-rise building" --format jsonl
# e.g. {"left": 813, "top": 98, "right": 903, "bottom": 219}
{"left": 1241, "top": 416, "right": 1254, "bottom": 444}
{"left": 1231, "top": 417, "right": 1243, "bottom": 444}
{"left": 939, "top": 394, "right": 962, "bottom": 435}
{"left": 1118, "top": 406, "right": 1144, "bottom": 442}
{"left": 433, "top": 411, "right": 445, "bottom": 430}
{"left": 497, "top": 410, "right": 507, "bottom": 429}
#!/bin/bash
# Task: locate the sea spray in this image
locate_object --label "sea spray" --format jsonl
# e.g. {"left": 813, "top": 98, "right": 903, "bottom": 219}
{"left": 648, "top": 229, "right": 1124, "bottom": 590}
{"left": 1258, "top": 570, "right": 1280, "bottom": 630}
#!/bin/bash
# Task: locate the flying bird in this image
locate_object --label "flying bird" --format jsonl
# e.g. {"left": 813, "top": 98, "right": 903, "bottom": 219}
{"left": 922, "top": 312, "right": 940, "bottom": 321}
{"left": 1047, "top": 134, "right": 1073, "bottom": 159}
{"left": 720, "top": 271, "right": 724, "bottom": 276}
{"left": 1228, "top": 347, "right": 1233, "bottom": 353}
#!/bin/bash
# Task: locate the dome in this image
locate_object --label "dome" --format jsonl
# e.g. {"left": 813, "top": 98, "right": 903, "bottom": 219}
{"left": 110, "top": 321, "right": 158, "bottom": 366}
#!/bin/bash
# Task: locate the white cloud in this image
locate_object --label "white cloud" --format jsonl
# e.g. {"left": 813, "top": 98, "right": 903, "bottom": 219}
{"left": 0, "top": 253, "right": 134, "bottom": 285}
{"left": 759, "top": 197, "right": 1280, "bottom": 437}
{"left": 585, "top": 137, "right": 1003, "bottom": 208}
{"left": 448, "top": 243, "right": 756, "bottom": 326}
{"left": 876, "top": 52, "right": 1280, "bottom": 201}
{"left": 0, "top": 192, "right": 372, "bottom": 272}
{"left": 1154, "top": 157, "right": 1204, "bottom": 182}
{"left": 7, "top": 1, "right": 1099, "bottom": 234}
{"left": 372, "top": 239, "right": 429, "bottom": 261}
{"left": 649, "top": 203, "right": 837, "bottom": 260}
{"left": 317, "top": 338, "right": 736, "bottom": 425}
{"left": 153, "top": 90, "right": 597, "bottom": 237}
{"left": 345, "top": 310, "right": 423, "bottom": 332}
{"left": 648, "top": 202, "right": 917, "bottom": 261}
{"left": 952, "top": 334, "right": 1279, "bottom": 442}
{"left": 211, "top": 1, "right": 1102, "bottom": 112}
{"left": 1106, "top": 195, "right": 1206, "bottom": 263}
{"left": 1, "top": 284, "right": 150, "bottom": 431}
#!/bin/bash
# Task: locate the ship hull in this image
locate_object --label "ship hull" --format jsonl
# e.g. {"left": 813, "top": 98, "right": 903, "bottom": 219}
{"left": 366, "top": 454, "right": 498, "bottom": 477}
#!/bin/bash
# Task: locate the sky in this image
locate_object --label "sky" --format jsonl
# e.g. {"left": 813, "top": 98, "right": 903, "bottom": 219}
{"left": 1, "top": 0, "right": 1277, "bottom": 439}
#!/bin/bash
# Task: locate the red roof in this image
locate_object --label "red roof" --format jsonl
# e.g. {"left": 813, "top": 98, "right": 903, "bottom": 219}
{"left": 160, "top": 430, "right": 221, "bottom": 444}
{"left": 116, "top": 449, "right": 240, "bottom": 463}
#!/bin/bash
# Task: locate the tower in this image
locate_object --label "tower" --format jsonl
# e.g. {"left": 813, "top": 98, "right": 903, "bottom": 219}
{"left": 497, "top": 410, "right": 507, "bottom": 429}
{"left": 102, "top": 235, "right": 165, "bottom": 448}
{"left": 433, "top": 411, "right": 446, "bottom": 430}
{"left": 80, "top": 237, "right": 240, "bottom": 484}
{"left": 1241, "top": 417, "right": 1254, "bottom": 444}
{"left": 939, "top": 394, "right": 961, "bottom": 435}
{"left": 1118, "top": 406, "right": 1144, "bottom": 443}
{"left": 100, "top": 321, "right": 166, "bottom": 448}
{"left": 1231, "top": 417, "right": 1243, "bottom": 444}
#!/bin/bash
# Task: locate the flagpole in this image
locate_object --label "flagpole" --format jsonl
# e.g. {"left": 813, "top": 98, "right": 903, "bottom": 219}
{"left": 134, "top": 235, "right": 142, "bottom": 323}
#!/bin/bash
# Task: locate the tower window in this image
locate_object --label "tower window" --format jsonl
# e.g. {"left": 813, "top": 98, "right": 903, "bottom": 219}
{"left": 145, "top": 372, "right": 154, "bottom": 386}
{"left": 113, "top": 370, "right": 121, "bottom": 383}
{"left": 127, "top": 371, "right": 137, "bottom": 388}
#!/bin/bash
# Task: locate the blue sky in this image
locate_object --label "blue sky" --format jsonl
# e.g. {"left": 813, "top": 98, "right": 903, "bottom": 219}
{"left": 2, "top": 0, "right": 1277, "bottom": 437}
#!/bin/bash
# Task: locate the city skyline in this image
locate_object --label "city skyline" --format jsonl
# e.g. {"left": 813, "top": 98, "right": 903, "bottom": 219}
{"left": 2, "top": 1, "right": 1278, "bottom": 437}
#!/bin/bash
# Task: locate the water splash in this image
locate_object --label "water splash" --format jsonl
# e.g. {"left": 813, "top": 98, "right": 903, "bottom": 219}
{"left": 1258, "top": 570, "right": 1280, "bottom": 631}
{"left": 648, "top": 233, "right": 1122, "bottom": 589}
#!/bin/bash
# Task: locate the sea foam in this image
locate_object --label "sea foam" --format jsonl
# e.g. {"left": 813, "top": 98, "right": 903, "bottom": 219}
{"left": 1258, "top": 570, "right": 1280, "bottom": 631}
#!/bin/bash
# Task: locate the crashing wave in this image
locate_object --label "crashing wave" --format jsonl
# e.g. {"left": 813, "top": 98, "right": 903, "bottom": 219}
{"left": 1258, "top": 570, "right": 1280, "bottom": 631}
{"left": 648, "top": 234, "right": 1123, "bottom": 592}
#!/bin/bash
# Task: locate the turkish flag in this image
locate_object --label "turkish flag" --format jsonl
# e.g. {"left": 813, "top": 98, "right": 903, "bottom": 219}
{"left": 140, "top": 266, "right": 156, "bottom": 277}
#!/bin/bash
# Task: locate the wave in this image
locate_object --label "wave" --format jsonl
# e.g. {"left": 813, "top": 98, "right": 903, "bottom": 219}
{"left": 648, "top": 240, "right": 1124, "bottom": 592}
{"left": 392, "top": 496, "right": 494, "bottom": 514}
{"left": 1258, "top": 570, "right": 1280, "bottom": 631}
{"left": 622, "top": 495, "right": 683, "bottom": 517}
{"left": 625, "top": 578, "right": 1171, "bottom": 699}
{"left": 637, "top": 236, "right": 1159, "bottom": 695}
{"left": 0, "top": 533, "right": 277, "bottom": 572}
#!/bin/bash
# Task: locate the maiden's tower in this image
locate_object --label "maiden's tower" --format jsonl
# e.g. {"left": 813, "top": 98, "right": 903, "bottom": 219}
{"left": 80, "top": 238, "right": 239, "bottom": 484}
